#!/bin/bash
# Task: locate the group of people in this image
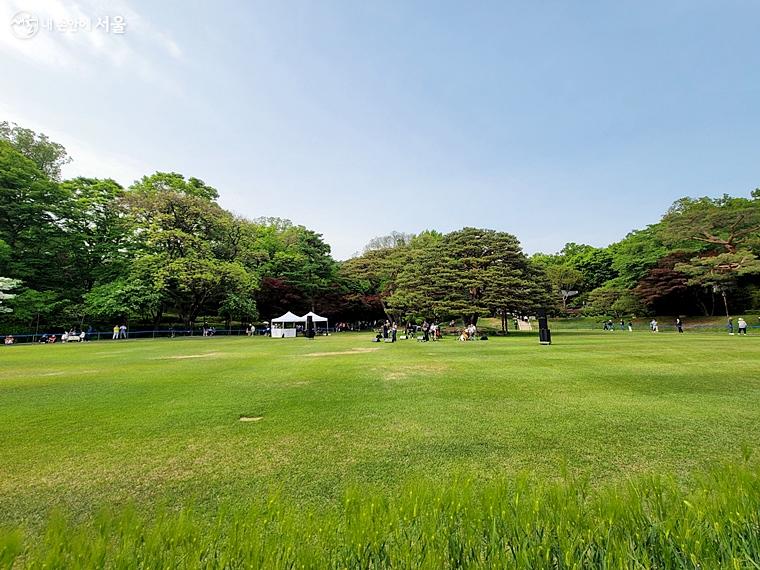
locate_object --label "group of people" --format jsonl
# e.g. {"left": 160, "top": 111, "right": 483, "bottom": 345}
{"left": 111, "top": 324, "right": 128, "bottom": 340}
{"left": 372, "top": 320, "right": 488, "bottom": 343}
{"left": 603, "top": 319, "right": 633, "bottom": 332}
{"left": 412, "top": 321, "right": 442, "bottom": 342}
{"left": 373, "top": 320, "right": 448, "bottom": 343}
{"left": 458, "top": 323, "right": 479, "bottom": 341}
{"left": 728, "top": 318, "right": 749, "bottom": 335}
{"left": 62, "top": 329, "right": 87, "bottom": 342}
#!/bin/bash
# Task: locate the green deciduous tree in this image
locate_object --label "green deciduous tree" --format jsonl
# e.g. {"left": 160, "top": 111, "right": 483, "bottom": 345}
{"left": 608, "top": 227, "right": 668, "bottom": 288}
{"left": 0, "top": 140, "right": 69, "bottom": 291}
{"left": 58, "top": 177, "right": 133, "bottom": 289}
{"left": 131, "top": 171, "right": 219, "bottom": 201}
{"left": 584, "top": 287, "right": 644, "bottom": 318}
{"left": 84, "top": 278, "right": 163, "bottom": 325}
{"left": 122, "top": 175, "right": 258, "bottom": 328}
{"left": 218, "top": 292, "right": 259, "bottom": 329}
{"left": 0, "top": 121, "right": 71, "bottom": 180}
{"left": 544, "top": 264, "right": 584, "bottom": 312}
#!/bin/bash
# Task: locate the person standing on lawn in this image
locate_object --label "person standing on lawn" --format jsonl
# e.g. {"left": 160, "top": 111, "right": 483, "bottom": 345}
{"left": 737, "top": 318, "right": 748, "bottom": 335}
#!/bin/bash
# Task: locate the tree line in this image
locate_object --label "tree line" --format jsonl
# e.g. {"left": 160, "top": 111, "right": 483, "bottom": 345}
{"left": 1, "top": 121, "right": 759, "bottom": 332}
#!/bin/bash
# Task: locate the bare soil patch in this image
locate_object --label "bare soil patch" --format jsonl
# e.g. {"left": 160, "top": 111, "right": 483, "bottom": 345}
{"left": 305, "top": 347, "right": 380, "bottom": 357}
{"left": 382, "top": 363, "right": 449, "bottom": 381}
{"left": 162, "top": 352, "right": 226, "bottom": 360}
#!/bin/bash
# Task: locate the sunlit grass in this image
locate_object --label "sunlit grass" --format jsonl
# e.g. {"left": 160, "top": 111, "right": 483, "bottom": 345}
{"left": 3, "top": 461, "right": 760, "bottom": 568}
{"left": 1, "top": 330, "right": 759, "bottom": 565}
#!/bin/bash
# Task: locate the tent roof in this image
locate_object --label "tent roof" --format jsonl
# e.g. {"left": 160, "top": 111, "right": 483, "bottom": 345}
{"left": 302, "top": 311, "right": 328, "bottom": 322}
{"left": 271, "top": 311, "right": 306, "bottom": 323}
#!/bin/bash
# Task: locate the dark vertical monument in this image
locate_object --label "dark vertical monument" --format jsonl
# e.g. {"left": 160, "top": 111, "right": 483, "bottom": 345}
{"left": 537, "top": 309, "right": 551, "bottom": 345}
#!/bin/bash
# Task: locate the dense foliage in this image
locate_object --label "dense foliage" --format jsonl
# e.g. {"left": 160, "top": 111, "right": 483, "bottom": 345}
{"left": 529, "top": 194, "right": 760, "bottom": 317}
{"left": 1, "top": 122, "right": 759, "bottom": 331}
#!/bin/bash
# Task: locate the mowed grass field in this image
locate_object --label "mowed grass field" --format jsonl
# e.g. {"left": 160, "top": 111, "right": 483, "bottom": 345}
{"left": 1, "top": 330, "right": 759, "bottom": 529}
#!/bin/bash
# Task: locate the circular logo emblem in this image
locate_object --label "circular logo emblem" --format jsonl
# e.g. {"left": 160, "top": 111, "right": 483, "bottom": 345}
{"left": 10, "top": 11, "right": 39, "bottom": 39}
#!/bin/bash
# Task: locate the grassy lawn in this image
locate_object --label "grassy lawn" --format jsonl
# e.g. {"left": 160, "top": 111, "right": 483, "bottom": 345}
{"left": 1, "top": 330, "right": 759, "bottom": 529}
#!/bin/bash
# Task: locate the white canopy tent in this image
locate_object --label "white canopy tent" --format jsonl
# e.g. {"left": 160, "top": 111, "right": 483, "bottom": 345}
{"left": 302, "top": 311, "right": 329, "bottom": 334}
{"left": 271, "top": 311, "right": 305, "bottom": 338}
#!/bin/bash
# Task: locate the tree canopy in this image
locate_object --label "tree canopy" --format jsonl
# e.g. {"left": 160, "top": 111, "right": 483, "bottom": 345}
{"left": 1, "top": 122, "right": 759, "bottom": 332}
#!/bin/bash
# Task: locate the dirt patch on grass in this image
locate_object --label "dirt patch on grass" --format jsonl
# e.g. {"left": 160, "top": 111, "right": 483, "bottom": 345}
{"left": 305, "top": 347, "right": 380, "bottom": 357}
{"left": 382, "top": 363, "right": 450, "bottom": 381}
{"left": 162, "top": 352, "right": 226, "bottom": 360}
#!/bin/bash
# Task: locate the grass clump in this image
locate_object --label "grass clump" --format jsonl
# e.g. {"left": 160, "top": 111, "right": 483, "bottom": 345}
{"left": 4, "top": 461, "right": 760, "bottom": 569}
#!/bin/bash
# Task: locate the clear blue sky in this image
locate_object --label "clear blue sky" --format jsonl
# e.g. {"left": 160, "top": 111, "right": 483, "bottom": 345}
{"left": 2, "top": 0, "right": 759, "bottom": 258}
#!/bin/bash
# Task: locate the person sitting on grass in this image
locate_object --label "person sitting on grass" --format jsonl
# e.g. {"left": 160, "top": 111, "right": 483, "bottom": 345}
{"left": 4, "top": 335, "right": 15, "bottom": 345}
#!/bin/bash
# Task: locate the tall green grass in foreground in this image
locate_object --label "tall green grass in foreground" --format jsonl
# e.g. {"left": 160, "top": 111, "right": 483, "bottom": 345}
{"left": 3, "top": 461, "right": 759, "bottom": 569}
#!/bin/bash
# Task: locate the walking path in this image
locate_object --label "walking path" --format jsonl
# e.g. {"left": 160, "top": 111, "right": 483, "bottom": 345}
{"left": 517, "top": 319, "right": 532, "bottom": 331}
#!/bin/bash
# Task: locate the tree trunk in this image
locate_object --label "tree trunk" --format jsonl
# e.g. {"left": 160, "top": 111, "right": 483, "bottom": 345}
{"left": 721, "top": 290, "right": 730, "bottom": 318}
{"left": 151, "top": 308, "right": 164, "bottom": 330}
{"left": 709, "top": 290, "right": 715, "bottom": 316}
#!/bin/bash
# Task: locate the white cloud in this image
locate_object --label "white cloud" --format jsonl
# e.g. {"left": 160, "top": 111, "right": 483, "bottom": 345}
{"left": 0, "top": 0, "right": 183, "bottom": 89}
{"left": 158, "top": 32, "right": 182, "bottom": 59}
{"left": 1, "top": 103, "right": 148, "bottom": 186}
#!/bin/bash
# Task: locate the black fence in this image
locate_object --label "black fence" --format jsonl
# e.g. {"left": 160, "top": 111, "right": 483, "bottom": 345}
{"left": 0, "top": 325, "right": 361, "bottom": 345}
{"left": 1, "top": 327, "right": 266, "bottom": 344}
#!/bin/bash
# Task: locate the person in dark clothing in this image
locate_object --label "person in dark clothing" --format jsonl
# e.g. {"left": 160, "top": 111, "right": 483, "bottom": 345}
{"left": 676, "top": 318, "right": 684, "bottom": 333}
